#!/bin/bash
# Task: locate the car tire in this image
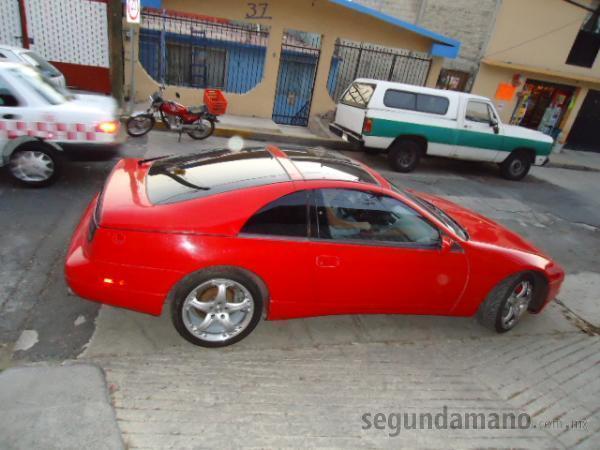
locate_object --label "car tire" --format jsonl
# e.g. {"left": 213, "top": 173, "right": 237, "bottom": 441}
{"left": 171, "top": 267, "right": 264, "bottom": 348}
{"left": 476, "top": 273, "right": 535, "bottom": 333}
{"left": 388, "top": 139, "right": 422, "bottom": 172}
{"left": 500, "top": 151, "right": 532, "bottom": 181}
{"left": 8, "top": 141, "right": 62, "bottom": 188}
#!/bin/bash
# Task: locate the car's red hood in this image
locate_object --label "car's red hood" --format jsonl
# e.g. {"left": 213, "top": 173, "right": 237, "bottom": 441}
{"left": 410, "top": 190, "right": 549, "bottom": 258}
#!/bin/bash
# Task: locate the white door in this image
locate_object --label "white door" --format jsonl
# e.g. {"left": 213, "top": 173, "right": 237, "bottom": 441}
{"left": 454, "top": 100, "right": 502, "bottom": 161}
{"left": 0, "top": 0, "right": 23, "bottom": 47}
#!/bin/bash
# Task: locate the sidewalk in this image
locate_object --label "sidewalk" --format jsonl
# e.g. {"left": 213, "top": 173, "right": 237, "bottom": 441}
{"left": 144, "top": 109, "right": 358, "bottom": 150}
{"left": 549, "top": 148, "right": 600, "bottom": 172}
{"left": 0, "top": 363, "right": 124, "bottom": 450}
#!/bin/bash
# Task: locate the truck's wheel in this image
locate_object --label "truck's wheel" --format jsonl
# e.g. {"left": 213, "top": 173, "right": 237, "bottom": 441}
{"left": 500, "top": 151, "right": 532, "bottom": 181}
{"left": 8, "top": 142, "right": 62, "bottom": 187}
{"left": 388, "top": 139, "right": 422, "bottom": 172}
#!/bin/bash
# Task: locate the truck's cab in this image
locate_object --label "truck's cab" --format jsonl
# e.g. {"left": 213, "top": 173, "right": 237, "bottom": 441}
{"left": 330, "top": 79, "right": 553, "bottom": 180}
{"left": 0, "top": 62, "right": 121, "bottom": 186}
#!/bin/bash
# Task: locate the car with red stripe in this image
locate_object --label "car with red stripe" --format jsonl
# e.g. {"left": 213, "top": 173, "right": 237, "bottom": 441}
{"left": 0, "top": 62, "right": 121, "bottom": 186}
{"left": 65, "top": 145, "right": 565, "bottom": 348}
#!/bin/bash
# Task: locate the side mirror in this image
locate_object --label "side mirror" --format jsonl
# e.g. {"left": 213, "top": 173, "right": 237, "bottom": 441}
{"left": 175, "top": 92, "right": 181, "bottom": 99}
{"left": 490, "top": 118, "right": 499, "bottom": 134}
{"left": 441, "top": 234, "right": 463, "bottom": 253}
{"left": 441, "top": 234, "right": 454, "bottom": 252}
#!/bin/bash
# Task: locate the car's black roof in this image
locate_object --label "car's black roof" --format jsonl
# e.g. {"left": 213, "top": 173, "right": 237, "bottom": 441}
{"left": 146, "top": 146, "right": 378, "bottom": 205}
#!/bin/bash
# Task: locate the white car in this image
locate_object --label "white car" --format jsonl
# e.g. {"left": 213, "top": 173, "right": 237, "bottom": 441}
{"left": 330, "top": 79, "right": 554, "bottom": 180}
{"left": 0, "top": 45, "right": 66, "bottom": 89}
{"left": 0, "top": 62, "right": 121, "bottom": 187}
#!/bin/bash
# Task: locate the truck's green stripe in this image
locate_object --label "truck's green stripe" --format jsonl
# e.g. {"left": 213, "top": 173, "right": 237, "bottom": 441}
{"left": 368, "top": 118, "right": 552, "bottom": 156}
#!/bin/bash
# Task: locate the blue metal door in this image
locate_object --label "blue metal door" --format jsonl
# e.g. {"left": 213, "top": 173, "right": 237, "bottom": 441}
{"left": 273, "top": 33, "right": 321, "bottom": 126}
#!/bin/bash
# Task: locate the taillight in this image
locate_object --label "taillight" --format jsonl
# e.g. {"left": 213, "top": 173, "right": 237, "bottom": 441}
{"left": 96, "top": 120, "right": 120, "bottom": 134}
{"left": 363, "top": 117, "right": 373, "bottom": 134}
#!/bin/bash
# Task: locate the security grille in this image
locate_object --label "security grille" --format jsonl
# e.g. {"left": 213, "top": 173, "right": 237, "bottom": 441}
{"left": 23, "top": 0, "right": 109, "bottom": 67}
{"left": 0, "top": 0, "right": 23, "bottom": 48}
{"left": 328, "top": 40, "right": 432, "bottom": 101}
{"left": 139, "top": 9, "right": 269, "bottom": 93}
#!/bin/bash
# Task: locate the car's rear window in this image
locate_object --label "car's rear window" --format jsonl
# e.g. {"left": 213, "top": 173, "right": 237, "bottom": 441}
{"left": 341, "top": 82, "right": 375, "bottom": 108}
{"left": 146, "top": 149, "right": 290, "bottom": 204}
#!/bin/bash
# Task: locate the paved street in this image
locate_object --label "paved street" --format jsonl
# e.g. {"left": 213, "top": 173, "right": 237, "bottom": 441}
{"left": 1, "top": 131, "right": 599, "bottom": 448}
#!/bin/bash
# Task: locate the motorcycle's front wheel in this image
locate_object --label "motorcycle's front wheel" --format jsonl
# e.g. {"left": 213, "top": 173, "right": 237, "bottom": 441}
{"left": 126, "top": 114, "right": 155, "bottom": 137}
{"left": 186, "top": 118, "right": 215, "bottom": 140}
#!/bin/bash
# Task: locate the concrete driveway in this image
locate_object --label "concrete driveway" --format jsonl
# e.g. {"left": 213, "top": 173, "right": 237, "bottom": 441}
{"left": 1, "top": 131, "right": 598, "bottom": 448}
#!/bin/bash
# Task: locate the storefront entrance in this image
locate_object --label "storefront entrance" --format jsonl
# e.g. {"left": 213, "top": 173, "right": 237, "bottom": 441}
{"left": 510, "top": 80, "right": 575, "bottom": 139}
{"left": 566, "top": 89, "right": 600, "bottom": 152}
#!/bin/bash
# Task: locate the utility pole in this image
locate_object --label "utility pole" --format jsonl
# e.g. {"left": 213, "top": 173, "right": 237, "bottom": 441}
{"left": 107, "top": 0, "right": 124, "bottom": 105}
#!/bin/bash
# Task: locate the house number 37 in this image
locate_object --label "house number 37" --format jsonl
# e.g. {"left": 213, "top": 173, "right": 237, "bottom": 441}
{"left": 246, "top": 2, "right": 272, "bottom": 19}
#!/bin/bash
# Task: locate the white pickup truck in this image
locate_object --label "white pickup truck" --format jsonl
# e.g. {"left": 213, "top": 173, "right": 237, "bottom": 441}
{"left": 330, "top": 79, "right": 554, "bottom": 180}
{"left": 0, "top": 62, "right": 121, "bottom": 186}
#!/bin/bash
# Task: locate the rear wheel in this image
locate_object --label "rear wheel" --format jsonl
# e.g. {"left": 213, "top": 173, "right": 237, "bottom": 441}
{"left": 171, "top": 268, "right": 263, "bottom": 347}
{"left": 186, "top": 118, "right": 215, "bottom": 140}
{"left": 388, "top": 139, "right": 422, "bottom": 172}
{"left": 477, "top": 274, "right": 534, "bottom": 333}
{"left": 500, "top": 151, "right": 532, "bottom": 181}
{"left": 8, "top": 142, "right": 61, "bottom": 187}
{"left": 126, "top": 114, "right": 155, "bottom": 137}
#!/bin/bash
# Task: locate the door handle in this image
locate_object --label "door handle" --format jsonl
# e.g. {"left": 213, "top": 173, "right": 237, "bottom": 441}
{"left": 2, "top": 114, "right": 20, "bottom": 120}
{"left": 316, "top": 255, "right": 340, "bottom": 268}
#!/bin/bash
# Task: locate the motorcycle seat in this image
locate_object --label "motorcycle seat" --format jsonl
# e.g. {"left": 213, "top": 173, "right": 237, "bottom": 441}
{"left": 188, "top": 106, "right": 206, "bottom": 114}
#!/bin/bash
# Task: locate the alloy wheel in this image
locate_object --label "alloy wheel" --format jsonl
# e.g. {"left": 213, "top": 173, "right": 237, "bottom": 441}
{"left": 181, "top": 278, "right": 255, "bottom": 343}
{"left": 501, "top": 280, "right": 532, "bottom": 329}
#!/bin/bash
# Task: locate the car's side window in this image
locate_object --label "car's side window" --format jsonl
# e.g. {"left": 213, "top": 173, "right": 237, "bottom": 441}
{"left": 0, "top": 77, "right": 19, "bottom": 107}
{"left": 465, "top": 101, "right": 491, "bottom": 124}
{"left": 314, "top": 188, "right": 440, "bottom": 246}
{"left": 241, "top": 190, "right": 309, "bottom": 238}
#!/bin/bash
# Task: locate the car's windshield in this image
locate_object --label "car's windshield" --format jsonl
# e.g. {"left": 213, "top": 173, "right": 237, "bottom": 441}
{"left": 9, "top": 66, "right": 67, "bottom": 105}
{"left": 20, "top": 51, "right": 62, "bottom": 78}
{"left": 389, "top": 181, "right": 469, "bottom": 240}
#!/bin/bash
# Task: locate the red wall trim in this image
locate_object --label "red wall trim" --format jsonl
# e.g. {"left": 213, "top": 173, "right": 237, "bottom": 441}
{"left": 51, "top": 62, "right": 112, "bottom": 94}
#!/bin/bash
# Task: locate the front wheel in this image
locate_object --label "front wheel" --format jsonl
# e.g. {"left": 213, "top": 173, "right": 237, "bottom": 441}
{"left": 186, "top": 118, "right": 215, "bottom": 140}
{"left": 500, "top": 152, "right": 531, "bottom": 181}
{"left": 8, "top": 142, "right": 62, "bottom": 187}
{"left": 126, "top": 114, "right": 155, "bottom": 137}
{"left": 171, "top": 268, "right": 263, "bottom": 348}
{"left": 477, "top": 274, "right": 534, "bottom": 333}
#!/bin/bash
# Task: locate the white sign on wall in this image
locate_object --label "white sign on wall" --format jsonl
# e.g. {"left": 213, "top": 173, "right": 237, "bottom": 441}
{"left": 126, "top": 0, "right": 141, "bottom": 24}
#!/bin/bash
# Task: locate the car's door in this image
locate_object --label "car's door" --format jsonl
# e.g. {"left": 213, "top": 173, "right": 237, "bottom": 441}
{"left": 454, "top": 99, "right": 504, "bottom": 161}
{"left": 310, "top": 188, "right": 469, "bottom": 315}
{"left": 237, "top": 189, "right": 317, "bottom": 320}
{"left": 0, "top": 73, "right": 25, "bottom": 152}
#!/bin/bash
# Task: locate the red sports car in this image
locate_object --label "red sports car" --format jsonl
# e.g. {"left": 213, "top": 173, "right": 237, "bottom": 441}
{"left": 65, "top": 146, "right": 564, "bottom": 347}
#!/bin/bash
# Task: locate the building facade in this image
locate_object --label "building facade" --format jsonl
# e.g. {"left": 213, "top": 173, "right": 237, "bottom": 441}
{"left": 355, "top": 0, "right": 501, "bottom": 91}
{"left": 0, "top": 0, "right": 114, "bottom": 93}
{"left": 128, "top": 0, "right": 460, "bottom": 125}
{"left": 471, "top": 0, "right": 600, "bottom": 151}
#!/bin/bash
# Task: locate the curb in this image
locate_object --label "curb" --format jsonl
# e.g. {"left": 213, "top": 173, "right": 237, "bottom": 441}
{"left": 152, "top": 121, "right": 360, "bottom": 151}
{"left": 546, "top": 162, "right": 600, "bottom": 173}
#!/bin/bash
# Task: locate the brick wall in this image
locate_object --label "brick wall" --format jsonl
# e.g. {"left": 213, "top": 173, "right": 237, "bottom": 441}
{"left": 355, "top": 0, "right": 500, "bottom": 79}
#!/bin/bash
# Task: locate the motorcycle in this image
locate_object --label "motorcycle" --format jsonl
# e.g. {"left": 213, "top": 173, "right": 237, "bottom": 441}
{"left": 126, "top": 87, "right": 224, "bottom": 140}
